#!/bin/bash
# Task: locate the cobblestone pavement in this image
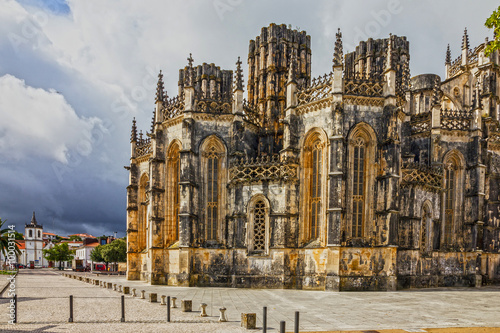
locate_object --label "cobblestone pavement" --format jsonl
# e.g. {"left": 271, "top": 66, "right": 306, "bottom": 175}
{"left": 1, "top": 269, "right": 500, "bottom": 332}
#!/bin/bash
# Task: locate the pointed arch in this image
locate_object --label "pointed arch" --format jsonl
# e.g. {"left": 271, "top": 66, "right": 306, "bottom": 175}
{"left": 442, "top": 149, "right": 465, "bottom": 248}
{"left": 138, "top": 172, "right": 149, "bottom": 251}
{"left": 246, "top": 194, "right": 271, "bottom": 255}
{"left": 300, "top": 128, "right": 328, "bottom": 244}
{"left": 346, "top": 123, "right": 377, "bottom": 240}
{"left": 200, "top": 135, "right": 228, "bottom": 243}
{"left": 420, "top": 200, "right": 433, "bottom": 252}
{"left": 165, "top": 140, "right": 182, "bottom": 246}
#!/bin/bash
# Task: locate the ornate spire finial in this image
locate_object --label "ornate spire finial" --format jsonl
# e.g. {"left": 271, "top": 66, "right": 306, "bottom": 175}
{"left": 402, "top": 61, "right": 411, "bottom": 91}
{"left": 139, "top": 130, "right": 143, "bottom": 142}
{"left": 333, "top": 28, "right": 343, "bottom": 68}
{"left": 445, "top": 44, "right": 451, "bottom": 65}
{"left": 150, "top": 109, "right": 156, "bottom": 133}
{"left": 31, "top": 211, "right": 37, "bottom": 225}
{"left": 155, "top": 70, "right": 165, "bottom": 103}
{"left": 185, "top": 53, "right": 194, "bottom": 87}
{"left": 131, "top": 117, "right": 137, "bottom": 142}
{"left": 386, "top": 33, "right": 394, "bottom": 71}
{"left": 235, "top": 56, "right": 244, "bottom": 90}
{"left": 462, "top": 27, "right": 469, "bottom": 50}
{"left": 431, "top": 78, "right": 441, "bottom": 107}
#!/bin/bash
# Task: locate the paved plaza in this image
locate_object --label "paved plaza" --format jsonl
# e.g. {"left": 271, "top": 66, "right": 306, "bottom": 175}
{"left": 1, "top": 269, "right": 500, "bottom": 332}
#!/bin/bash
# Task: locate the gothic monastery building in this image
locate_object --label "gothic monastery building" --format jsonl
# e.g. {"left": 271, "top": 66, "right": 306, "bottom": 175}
{"left": 126, "top": 24, "right": 500, "bottom": 291}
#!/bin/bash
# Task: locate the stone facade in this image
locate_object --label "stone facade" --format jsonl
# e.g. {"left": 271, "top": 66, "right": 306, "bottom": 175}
{"left": 126, "top": 24, "right": 500, "bottom": 291}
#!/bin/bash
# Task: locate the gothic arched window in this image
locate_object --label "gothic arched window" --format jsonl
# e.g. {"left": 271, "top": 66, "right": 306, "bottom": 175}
{"left": 206, "top": 146, "right": 219, "bottom": 241}
{"left": 352, "top": 137, "right": 366, "bottom": 238}
{"left": 346, "top": 123, "right": 377, "bottom": 241}
{"left": 138, "top": 173, "right": 149, "bottom": 251}
{"left": 166, "top": 141, "right": 181, "bottom": 245}
{"left": 302, "top": 129, "right": 327, "bottom": 244}
{"left": 442, "top": 150, "right": 464, "bottom": 248}
{"left": 247, "top": 196, "right": 270, "bottom": 255}
{"left": 200, "top": 136, "right": 227, "bottom": 243}
{"left": 420, "top": 203, "right": 432, "bottom": 252}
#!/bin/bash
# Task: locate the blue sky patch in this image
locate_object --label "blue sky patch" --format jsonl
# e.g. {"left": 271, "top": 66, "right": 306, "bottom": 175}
{"left": 17, "top": 0, "right": 70, "bottom": 15}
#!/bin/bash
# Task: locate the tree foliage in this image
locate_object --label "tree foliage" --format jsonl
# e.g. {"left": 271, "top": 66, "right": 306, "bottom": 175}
{"left": 90, "top": 245, "right": 105, "bottom": 263}
{"left": 485, "top": 6, "right": 500, "bottom": 56}
{"left": 101, "top": 239, "right": 126, "bottom": 264}
{"left": 43, "top": 242, "right": 74, "bottom": 268}
{"left": 0, "top": 218, "right": 20, "bottom": 261}
{"left": 69, "top": 235, "right": 82, "bottom": 242}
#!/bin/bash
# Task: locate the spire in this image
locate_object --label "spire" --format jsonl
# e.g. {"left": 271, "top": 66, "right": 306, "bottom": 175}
{"left": 139, "top": 130, "right": 143, "bottom": 142}
{"left": 185, "top": 53, "right": 194, "bottom": 87}
{"left": 431, "top": 78, "right": 441, "bottom": 107}
{"left": 235, "top": 56, "right": 244, "bottom": 90}
{"left": 155, "top": 70, "right": 165, "bottom": 103}
{"left": 402, "top": 61, "right": 411, "bottom": 91}
{"left": 31, "top": 211, "right": 37, "bottom": 225}
{"left": 150, "top": 109, "right": 156, "bottom": 133}
{"left": 462, "top": 27, "right": 469, "bottom": 50}
{"left": 131, "top": 117, "right": 137, "bottom": 142}
{"left": 333, "top": 28, "right": 343, "bottom": 68}
{"left": 385, "top": 33, "right": 393, "bottom": 71}
{"left": 445, "top": 44, "right": 451, "bottom": 65}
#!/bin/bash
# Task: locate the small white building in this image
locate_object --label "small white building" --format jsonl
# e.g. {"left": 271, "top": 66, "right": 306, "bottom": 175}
{"left": 74, "top": 241, "right": 100, "bottom": 269}
{"left": 23, "top": 212, "right": 49, "bottom": 267}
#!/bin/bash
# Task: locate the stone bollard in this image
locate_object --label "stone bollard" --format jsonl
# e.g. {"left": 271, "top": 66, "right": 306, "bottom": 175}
{"left": 200, "top": 303, "right": 208, "bottom": 317}
{"left": 149, "top": 293, "right": 157, "bottom": 303}
{"left": 131, "top": 288, "right": 136, "bottom": 296}
{"left": 118, "top": 285, "right": 122, "bottom": 293}
{"left": 171, "top": 297, "right": 177, "bottom": 308}
{"left": 107, "top": 282, "right": 112, "bottom": 289}
{"left": 113, "top": 284, "right": 117, "bottom": 291}
{"left": 181, "top": 300, "right": 192, "bottom": 312}
{"left": 140, "top": 290, "right": 145, "bottom": 299}
{"left": 219, "top": 307, "right": 228, "bottom": 322}
{"left": 123, "top": 286, "right": 130, "bottom": 294}
{"left": 241, "top": 313, "right": 256, "bottom": 329}
{"left": 160, "top": 295, "right": 166, "bottom": 305}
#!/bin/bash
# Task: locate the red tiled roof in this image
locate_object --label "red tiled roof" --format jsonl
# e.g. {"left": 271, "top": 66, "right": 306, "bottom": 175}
{"left": 85, "top": 242, "right": 100, "bottom": 247}
{"left": 43, "top": 232, "right": 57, "bottom": 236}
{"left": 16, "top": 240, "right": 25, "bottom": 250}
{"left": 68, "top": 233, "right": 95, "bottom": 238}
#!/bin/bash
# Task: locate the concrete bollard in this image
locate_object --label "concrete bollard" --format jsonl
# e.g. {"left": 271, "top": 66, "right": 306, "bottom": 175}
{"left": 140, "top": 290, "right": 145, "bottom": 299}
{"left": 200, "top": 303, "right": 208, "bottom": 317}
{"left": 219, "top": 307, "right": 228, "bottom": 322}
{"left": 171, "top": 297, "right": 177, "bottom": 308}
{"left": 131, "top": 288, "right": 136, "bottom": 296}
{"left": 149, "top": 293, "right": 157, "bottom": 303}
{"left": 107, "top": 282, "right": 112, "bottom": 289}
{"left": 113, "top": 284, "right": 117, "bottom": 291}
{"left": 181, "top": 300, "right": 192, "bottom": 312}
{"left": 118, "top": 285, "right": 122, "bottom": 293}
{"left": 241, "top": 313, "right": 256, "bottom": 329}
{"left": 160, "top": 295, "right": 166, "bottom": 305}
{"left": 123, "top": 286, "right": 130, "bottom": 294}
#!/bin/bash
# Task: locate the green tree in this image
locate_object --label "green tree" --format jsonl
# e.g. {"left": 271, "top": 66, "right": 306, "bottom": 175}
{"left": 485, "top": 6, "right": 500, "bottom": 56}
{"left": 101, "top": 239, "right": 126, "bottom": 271}
{"left": 69, "top": 235, "right": 82, "bottom": 242}
{"left": 43, "top": 242, "right": 74, "bottom": 269}
{"left": 0, "top": 218, "right": 20, "bottom": 267}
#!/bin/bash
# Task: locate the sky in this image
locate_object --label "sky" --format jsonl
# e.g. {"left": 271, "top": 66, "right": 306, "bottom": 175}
{"left": 0, "top": 0, "right": 498, "bottom": 238}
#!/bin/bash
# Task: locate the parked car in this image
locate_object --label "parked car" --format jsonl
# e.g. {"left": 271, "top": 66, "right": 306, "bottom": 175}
{"left": 94, "top": 263, "right": 106, "bottom": 271}
{"left": 15, "top": 264, "right": 25, "bottom": 269}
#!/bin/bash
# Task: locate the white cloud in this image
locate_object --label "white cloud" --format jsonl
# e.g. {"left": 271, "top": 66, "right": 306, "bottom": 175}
{"left": 0, "top": 74, "right": 101, "bottom": 163}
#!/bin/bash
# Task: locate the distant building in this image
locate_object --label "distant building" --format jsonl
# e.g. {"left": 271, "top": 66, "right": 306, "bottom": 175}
{"left": 75, "top": 241, "right": 100, "bottom": 269}
{"left": 24, "top": 212, "right": 49, "bottom": 267}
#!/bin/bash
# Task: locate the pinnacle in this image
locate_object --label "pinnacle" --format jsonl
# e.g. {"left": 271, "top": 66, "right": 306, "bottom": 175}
{"left": 131, "top": 117, "right": 138, "bottom": 142}
{"left": 445, "top": 44, "right": 451, "bottom": 65}
{"left": 431, "top": 78, "right": 441, "bottom": 107}
{"left": 462, "top": 27, "right": 469, "bottom": 50}
{"left": 235, "top": 56, "right": 244, "bottom": 90}
{"left": 155, "top": 70, "right": 165, "bottom": 103}
{"left": 333, "top": 28, "right": 343, "bottom": 68}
